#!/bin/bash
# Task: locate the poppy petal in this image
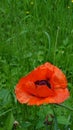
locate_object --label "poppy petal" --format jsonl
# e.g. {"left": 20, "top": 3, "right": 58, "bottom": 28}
{"left": 15, "top": 62, "right": 70, "bottom": 105}
{"left": 28, "top": 88, "right": 69, "bottom": 105}
{"left": 15, "top": 84, "right": 31, "bottom": 103}
{"left": 50, "top": 66, "right": 67, "bottom": 89}
{"left": 15, "top": 84, "right": 41, "bottom": 104}
{"left": 43, "top": 88, "right": 70, "bottom": 104}
{"left": 36, "top": 85, "right": 55, "bottom": 97}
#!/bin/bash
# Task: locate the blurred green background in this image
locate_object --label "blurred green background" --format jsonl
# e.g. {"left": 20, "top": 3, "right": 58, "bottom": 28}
{"left": 0, "top": 0, "right": 73, "bottom": 130}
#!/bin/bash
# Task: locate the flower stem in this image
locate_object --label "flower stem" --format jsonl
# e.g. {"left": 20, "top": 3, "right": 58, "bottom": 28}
{"left": 51, "top": 105, "right": 59, "bottom": 130}
{"left": 45, "top": 124, "right": 48, "bottom": 130}
{"left": 55, "top": 104, "right": 73, "bottom": 111}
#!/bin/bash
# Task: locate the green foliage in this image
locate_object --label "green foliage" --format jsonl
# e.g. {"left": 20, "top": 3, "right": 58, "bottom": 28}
{"left": 4, "top": 112, "right": 15, "bottom": 130}
{"left": 0, "top": 0, "right": 73, "bottom": 129}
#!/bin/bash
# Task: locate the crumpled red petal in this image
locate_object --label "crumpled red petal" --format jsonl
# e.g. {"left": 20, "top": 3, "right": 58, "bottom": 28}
{"left": 15, "top": 62, "right": 70, "bottom": 105}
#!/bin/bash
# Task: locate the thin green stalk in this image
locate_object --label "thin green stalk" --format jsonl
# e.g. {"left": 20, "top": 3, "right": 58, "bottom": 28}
{"left": 51, "top": 105, "right": 59, "bottom": 130}
{"left": 44, "top": 31, "right": 51, "bottom": 54}
{"left": 53, "top": 26, "right": 60, "bottom": 64}
{"left": 0, "top": 107, "right": 17, "bottom": 117}
{"left": 55, "top": 104, "right": 73, "bottom": 111}
{"left": 45, "top": 124, "right": 49, "bottom": 130}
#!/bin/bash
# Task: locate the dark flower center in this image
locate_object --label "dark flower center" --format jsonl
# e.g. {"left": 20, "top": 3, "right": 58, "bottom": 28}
{"left": 34, "top": 80, "right": 51, "bottom": 89}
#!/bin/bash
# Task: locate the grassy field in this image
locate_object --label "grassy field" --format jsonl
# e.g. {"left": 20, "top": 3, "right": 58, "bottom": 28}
{"left": 0, "top": 0, "right": 73, "bottom": 130}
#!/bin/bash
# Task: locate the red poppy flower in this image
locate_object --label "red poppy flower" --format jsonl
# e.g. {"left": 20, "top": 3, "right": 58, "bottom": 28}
{"left": 15, "top": 62, "right": 70, "bottom": 105}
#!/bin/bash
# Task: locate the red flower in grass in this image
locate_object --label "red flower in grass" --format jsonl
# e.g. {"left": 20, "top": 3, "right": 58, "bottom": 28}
{"left": 15, "top": 62, "right": 70, "bottom": 105}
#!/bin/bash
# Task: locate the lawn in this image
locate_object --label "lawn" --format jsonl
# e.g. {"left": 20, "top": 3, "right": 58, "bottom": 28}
{"left": 0, "top": 0, "right": 73, "bottom": 130}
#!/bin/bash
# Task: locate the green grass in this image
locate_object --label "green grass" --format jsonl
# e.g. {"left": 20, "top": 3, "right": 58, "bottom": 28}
{"left": 0, "top": 0, "right": 73, "bottom": 129}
